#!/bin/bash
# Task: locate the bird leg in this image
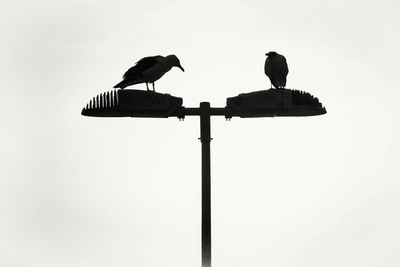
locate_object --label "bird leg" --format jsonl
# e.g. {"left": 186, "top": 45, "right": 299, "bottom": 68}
{"left": 152, "top": 82, "right": 155, "bottom": 92}
{"left": 146, "top": 83, "right": 149, "bottom": 91}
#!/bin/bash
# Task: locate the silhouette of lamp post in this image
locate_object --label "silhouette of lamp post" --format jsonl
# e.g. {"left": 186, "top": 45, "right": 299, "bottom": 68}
{"left": 82, "top": 88, "right": 326, "bottom": 267}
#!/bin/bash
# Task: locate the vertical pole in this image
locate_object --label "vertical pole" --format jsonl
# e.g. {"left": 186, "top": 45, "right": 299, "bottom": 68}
{"left": 200, "top": 102, "right": 211, "bottom": 267}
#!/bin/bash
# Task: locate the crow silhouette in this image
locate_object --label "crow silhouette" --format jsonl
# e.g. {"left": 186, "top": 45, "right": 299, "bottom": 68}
{"left": 264, "top": 51, "right": 289, "bottom": 89}
{"left": 114, "top": 55, "right": 184, "bottom": 91}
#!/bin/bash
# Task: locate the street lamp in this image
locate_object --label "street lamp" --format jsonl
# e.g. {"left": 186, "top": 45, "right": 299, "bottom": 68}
{"left": 81, "top": 88, "right": 326, "bottom": 267}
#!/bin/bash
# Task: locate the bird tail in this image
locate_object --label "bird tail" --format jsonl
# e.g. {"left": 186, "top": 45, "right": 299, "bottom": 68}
{"left": 113, "top": 80, "right": 128, "bottom": 89}
{"left": 273, "top": 78, "right": 287, "bottom": 89}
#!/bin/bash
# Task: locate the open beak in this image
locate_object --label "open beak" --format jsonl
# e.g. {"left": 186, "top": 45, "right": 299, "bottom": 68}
{"left": 178, "top": 65, "right": 185, "bottom": 72}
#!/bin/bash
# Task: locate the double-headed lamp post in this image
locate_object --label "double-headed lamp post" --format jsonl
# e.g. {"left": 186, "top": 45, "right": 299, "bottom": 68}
{"left": 82, "top": 88, "right": 326, "bottom": 267}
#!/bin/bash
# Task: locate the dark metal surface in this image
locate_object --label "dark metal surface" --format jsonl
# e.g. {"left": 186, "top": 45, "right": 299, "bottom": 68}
{"left": 82, "top": 89, "right": 326, "bottom": 119}
{"left": 200, "top": 102, "right": 212, "bottom": 267}
{"left": 227, "top": 89, "right": 326, "bottom": 117}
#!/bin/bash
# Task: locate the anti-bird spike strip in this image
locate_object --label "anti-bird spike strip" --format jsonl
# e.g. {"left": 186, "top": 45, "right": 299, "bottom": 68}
{"left": 81, "top": 89, "right": 183, "bottom": 118}
{"left": 291, "top": 89, "right": 322, "bottom": 107}
{"left": 82, "top": 90, "right": 120, "bottom": 112}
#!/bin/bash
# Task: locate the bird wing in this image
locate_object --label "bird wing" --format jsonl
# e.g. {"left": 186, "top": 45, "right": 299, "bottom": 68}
{"left": 122, "top": 56, "right": 161, "bottom": 79}
{"left": 280, "top": 55, "right": 289, "bottom": 75}
{"left": 265, "top": 56, "right": 289, "bottom": 77}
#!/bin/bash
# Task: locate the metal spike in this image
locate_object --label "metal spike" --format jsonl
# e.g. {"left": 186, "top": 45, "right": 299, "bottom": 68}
{"left": 106, "top": 92, "right": 110, "bottom": 108}
{"left": 113, "top": 91, "right": 115, "bottom": 107}
{"left": 105, "top": 92, "right": 108, "bottom": 108}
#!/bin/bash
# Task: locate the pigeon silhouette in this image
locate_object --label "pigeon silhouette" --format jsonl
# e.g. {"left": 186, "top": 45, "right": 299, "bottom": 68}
{"left": 264, "top": 51, "right": 289, "bottom": 89}
{"left": 114, "top": 55, "right": 184, "bottom": 91}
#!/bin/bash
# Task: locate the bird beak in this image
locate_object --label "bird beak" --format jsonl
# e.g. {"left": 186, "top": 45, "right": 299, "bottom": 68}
{"left": 178, "top": 65, "right": 185, "bottom": 72}
{"left": 265, "top": 53, "right": 269, "bottom": 56}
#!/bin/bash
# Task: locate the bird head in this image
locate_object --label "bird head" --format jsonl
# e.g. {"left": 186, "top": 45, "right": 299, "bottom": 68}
{"left": 265, "top": 51, "right": 278, "bottom": 57}
{"left": 166, "top": 55, "right": 185, "bottom": 72}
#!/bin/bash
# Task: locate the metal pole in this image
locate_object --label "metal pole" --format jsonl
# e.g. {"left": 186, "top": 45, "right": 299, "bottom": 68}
{"left": 200, "top": 102, "right": 211, "bottom": 267}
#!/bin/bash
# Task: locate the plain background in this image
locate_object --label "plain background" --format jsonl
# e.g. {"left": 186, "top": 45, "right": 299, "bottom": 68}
{"left": 1, "top": 0, "right": 400, "bottom": 266}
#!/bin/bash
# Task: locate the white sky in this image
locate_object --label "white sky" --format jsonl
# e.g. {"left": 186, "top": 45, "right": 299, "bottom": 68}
{"left": 1, "top": 0, "right": 400, "bottom": 266}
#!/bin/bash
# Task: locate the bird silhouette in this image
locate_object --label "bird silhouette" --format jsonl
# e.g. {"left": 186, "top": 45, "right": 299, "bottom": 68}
{"left": 114, "top": 55, "right": 184, "bottom": 91}
{"left": 264, "top": 51, "right": 289, "bottom": 89}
